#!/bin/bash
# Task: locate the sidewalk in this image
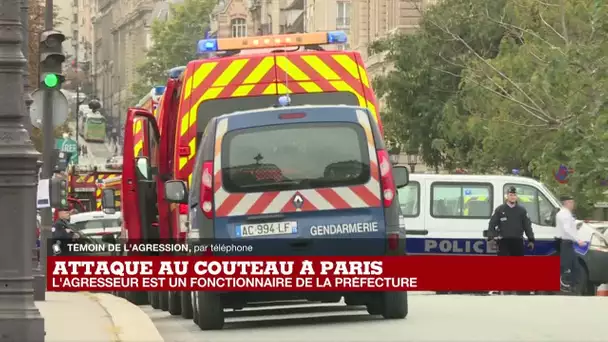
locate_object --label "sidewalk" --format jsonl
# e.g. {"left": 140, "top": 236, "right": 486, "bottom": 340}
{"left": 36, "top": 292, "right": 164, "bottom": 342}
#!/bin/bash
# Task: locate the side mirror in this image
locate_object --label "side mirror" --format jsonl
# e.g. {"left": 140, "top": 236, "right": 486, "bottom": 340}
{"left": 392, "top": 165, "right": 409, "bottom": 188}
{"left": 101, "top": 189, "right": 116, "bottom": 210}
{"left": 136, "top": 157, "right": 151, "bottom": 180}
{"left": 101, "top": 234, "right": 117, "bottom": 244}
{"left": 164, "top": 180, "right": 188, "bottom": 204}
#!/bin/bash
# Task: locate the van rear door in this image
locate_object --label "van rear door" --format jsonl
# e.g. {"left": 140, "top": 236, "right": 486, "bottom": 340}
{"left": 212, "top": 107, "right": 385, "bottom": 256}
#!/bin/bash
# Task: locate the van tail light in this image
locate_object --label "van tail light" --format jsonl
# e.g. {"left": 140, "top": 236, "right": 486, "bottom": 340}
{"left": 376, "top": 149, "right": 396, "bottom": 207}
{"left": 200, "top": 161, "right": 214, "bottom": 219}
{"left": 179, "top": 204, "right": 188, "bottom": 214}
{"left": 388, "top": 233, "right": 399, "bottom": 251}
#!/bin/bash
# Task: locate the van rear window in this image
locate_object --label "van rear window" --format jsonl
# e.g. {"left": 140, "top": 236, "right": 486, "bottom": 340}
{"left": 196, "top": 92, "right": 358, "bottom": 141}
{"left": 221, "top": 122, "right": 370, "bottom": 193}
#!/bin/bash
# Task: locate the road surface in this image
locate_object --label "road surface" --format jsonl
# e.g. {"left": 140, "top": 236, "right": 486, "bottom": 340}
{"left": 67, "top": 121, "right": 113, "bottom": 166}
{"left": 145, "top": 294, "right": 608, "bottom": 341}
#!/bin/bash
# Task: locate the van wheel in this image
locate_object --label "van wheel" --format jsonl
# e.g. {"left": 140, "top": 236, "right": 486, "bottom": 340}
{"left": 149, "top": 292, "right": 160, "bottom": 309}
{"left": 159, "top": 291, "right": 169, "bottom": 311}
{"left": 366, "top": 303, "right": 382, "bottom": 315}
{"left": 181, "top": 291, "right": 193, "bottom": 319}
{"left": 381, "top": 292, "right": 408, "bottom": 319}
{"left": 191, "top": 292, "right": 199, "bottom": 325}
{"left": 196, "top": 292, "right": 224, "bottom": 331}
{"left": 126, "top": 291, "right": 148, "bottom": 306}
{"left": 168, "top": 291, "right": 181, "bottom": 315}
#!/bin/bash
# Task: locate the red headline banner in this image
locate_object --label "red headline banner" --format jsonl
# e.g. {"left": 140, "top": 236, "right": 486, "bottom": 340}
{"left": 47, "top": 256, "right": 560, "bottom": 292}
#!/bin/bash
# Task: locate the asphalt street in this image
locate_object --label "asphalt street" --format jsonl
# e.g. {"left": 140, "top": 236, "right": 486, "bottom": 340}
{"left": 145, "top": 293, "right": 608, "bottom": 341}
{"left": 67, "top": 121, "right": 113, "bottom": 165}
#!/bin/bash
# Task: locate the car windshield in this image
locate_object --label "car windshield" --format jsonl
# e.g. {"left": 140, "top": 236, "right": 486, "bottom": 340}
{"left": 72, "top": 218, "right": 121, "bottom": 232}
{"left": 221, "top": 121, "right": 370, "bottom": 193}
{"left": 593, "top": 225, "right": 608, "bottom": 234}
{"left": 540, "top": 183, "right": 561, "bottom": 205}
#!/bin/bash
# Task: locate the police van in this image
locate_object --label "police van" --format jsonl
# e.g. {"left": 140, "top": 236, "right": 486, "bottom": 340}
{"left": 164, "top": 105, "right": 409, "bottom": 330}
{"left": 398, "top": 173, "right": 608, "bottom": 294}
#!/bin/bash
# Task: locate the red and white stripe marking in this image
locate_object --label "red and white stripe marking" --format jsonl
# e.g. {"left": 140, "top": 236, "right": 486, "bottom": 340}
{"left": 213, "top": 113, "right": 382, "bottom": 217}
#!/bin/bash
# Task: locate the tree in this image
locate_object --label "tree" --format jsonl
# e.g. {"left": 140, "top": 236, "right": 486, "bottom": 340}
{"left": 130, "top": 0, "right": 215, "bottom": 104}
{"left": 370, "top": 0, "right": 507, "bottom": 170}
{"left": 374, "top": 0, "right": 608, "bottom": 214}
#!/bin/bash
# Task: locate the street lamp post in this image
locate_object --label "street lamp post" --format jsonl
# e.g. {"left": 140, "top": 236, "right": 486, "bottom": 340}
{"left": 0, "top": 0, "right": 45, "bottom": 339}
{"left": 407, "top": 150, "right": 419, "bottom": 173}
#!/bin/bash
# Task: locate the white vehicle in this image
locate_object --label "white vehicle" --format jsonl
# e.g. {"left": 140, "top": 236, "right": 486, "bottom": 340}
{"left": 398, "top": 173, "right": 608, "bottom": 294}
{"left": 70, "top": 211, "right": 121, "bottom": 241}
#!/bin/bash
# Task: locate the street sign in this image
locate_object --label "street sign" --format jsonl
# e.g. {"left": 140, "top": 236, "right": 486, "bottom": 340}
{"left": 55, "top": 138, "right": 78, "bottom": 164}
{"left": 29, "top": 89, "right": 68, "bottom": 129}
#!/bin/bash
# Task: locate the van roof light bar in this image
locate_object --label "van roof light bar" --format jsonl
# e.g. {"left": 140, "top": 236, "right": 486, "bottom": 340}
{"left": 197, "top": 31, "right": 348, "bottom": 53}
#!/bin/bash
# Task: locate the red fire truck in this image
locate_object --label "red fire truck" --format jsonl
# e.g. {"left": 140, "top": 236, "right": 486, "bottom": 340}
{"left": 105, "top": 31, "right": 382, "bottom": 325}
{"left": 67, "top": 165, "right": 121, "bottom": 211}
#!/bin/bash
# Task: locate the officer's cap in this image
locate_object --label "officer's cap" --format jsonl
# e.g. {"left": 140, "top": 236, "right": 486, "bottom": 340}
{"left": 507, "top": 186, "right": 517, "bottom": 194}
{"left": 560, "top": 195, "right": 574, "bottom": 202}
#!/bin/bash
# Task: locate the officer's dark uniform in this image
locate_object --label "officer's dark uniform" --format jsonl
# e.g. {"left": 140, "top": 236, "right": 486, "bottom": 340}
{"left": 52, "top": 212, "right": 76, "bottom": 255}
{"left": 487, "top": 187, "right": 535, "bottom": 256}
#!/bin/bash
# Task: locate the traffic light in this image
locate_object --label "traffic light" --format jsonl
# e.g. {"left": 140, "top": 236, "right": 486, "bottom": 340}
{"left": 51, "top": 149, "right": 72, "bottom": 173}
{"left": 39, "top": 30, "right": 66, "bottom": 89}
{"left": 50, "top": 177, "right": 69, "bottom": 210}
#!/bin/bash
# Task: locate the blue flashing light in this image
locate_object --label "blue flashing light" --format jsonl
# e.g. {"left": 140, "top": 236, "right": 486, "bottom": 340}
{"left": 512, "top": 169, "right": 520, "bottom": 175}
{"left": 278, "top": 95, "right": 291, "bottom": 107}
{"left": 153, "top": 86, "right": 165, "bottom": 96}
{"left": 168, "top": 66, "right": 186, "bottom": 79}
{"left": 327, "top": 31, "right": 348, "bottom": 44}
{"left": 197, "top": 39, "right": 218, "bottom": 53}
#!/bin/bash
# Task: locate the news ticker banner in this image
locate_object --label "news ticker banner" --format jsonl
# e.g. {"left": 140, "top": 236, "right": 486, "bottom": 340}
{"left": 48, "top": 256, "right": 560, "bottom": 292}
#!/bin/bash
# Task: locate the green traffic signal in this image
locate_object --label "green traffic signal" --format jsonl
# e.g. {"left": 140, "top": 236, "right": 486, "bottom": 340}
{"left": 43, "top": 73, "right": 59, "bottom": 88}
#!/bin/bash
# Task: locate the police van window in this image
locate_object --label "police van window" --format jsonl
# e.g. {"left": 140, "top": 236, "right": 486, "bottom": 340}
{"left": 431, "top": 183, "right": 492, "bottom": 218}
{"left": 196, "top": 92, "right": 359, "bottom": 136}
{"left": 503, "top": 184, "right": 553, "bottom": 226}
{"left": 398, "top": 182, "right": 420, "bottom": 217}
{"left": 222, "top": 122, "right": 370, "bottom": 193}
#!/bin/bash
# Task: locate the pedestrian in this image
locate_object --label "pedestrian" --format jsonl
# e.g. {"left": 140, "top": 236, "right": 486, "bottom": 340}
{"left": 555, "top": 195, "right": 586, "bottom": 293}
{"left": 487, "top": 186, "right": 536, "bottom": 256}
{"left": 51, "top": 208, "right": 79, "bottom": 256}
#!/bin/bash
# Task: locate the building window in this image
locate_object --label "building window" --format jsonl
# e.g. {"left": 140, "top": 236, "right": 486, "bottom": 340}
{"left": 231, "top": 18, "right": 247, "bottom": 38}
{"left": 336, "top": 1, "right": 351, "bottom": 28}
{"left": 431, "top": 183, "right": 493, "bottom": 218}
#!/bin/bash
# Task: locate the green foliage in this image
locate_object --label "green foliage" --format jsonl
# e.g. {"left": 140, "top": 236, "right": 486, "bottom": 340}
{"left": 374, "top": 0, "right": 608, "bottom": 213}
{"left": 30, "top": 122, "right": 72, "bottom": 152}
{"left": 130, "top": 0, "right": 215, "bottom": 105}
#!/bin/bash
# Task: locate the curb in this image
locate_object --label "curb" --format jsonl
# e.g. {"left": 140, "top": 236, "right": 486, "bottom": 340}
{"left": 89, "top": 293, "right": 164, "bottom": 342}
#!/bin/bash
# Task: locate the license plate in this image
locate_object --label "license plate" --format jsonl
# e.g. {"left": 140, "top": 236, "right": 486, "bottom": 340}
{"left": 235, "top": 221, "right": 298, "bottom": 237}
{"left": 74, "top": 188, "right": 94, "bottom": 192}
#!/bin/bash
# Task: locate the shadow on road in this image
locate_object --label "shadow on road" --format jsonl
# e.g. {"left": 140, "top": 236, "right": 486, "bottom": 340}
{"left": 223, "top": 312, "right": 381, "bottom": 330}
{"left": 224, "top": 303, "right": 364, "bottom": 318}
{"left": 145, "top": 304, "right": 384, "bottom": 331}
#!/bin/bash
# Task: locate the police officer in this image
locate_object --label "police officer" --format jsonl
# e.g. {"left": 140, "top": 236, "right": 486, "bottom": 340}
{"left": 487, "top": 186, "right": 535, "bottom": 256}
{"left": 52, "top": 208, "right": 80, "bottom": 255}
{"left": 555, "top": 195, "right": 586, "bottom": 292}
